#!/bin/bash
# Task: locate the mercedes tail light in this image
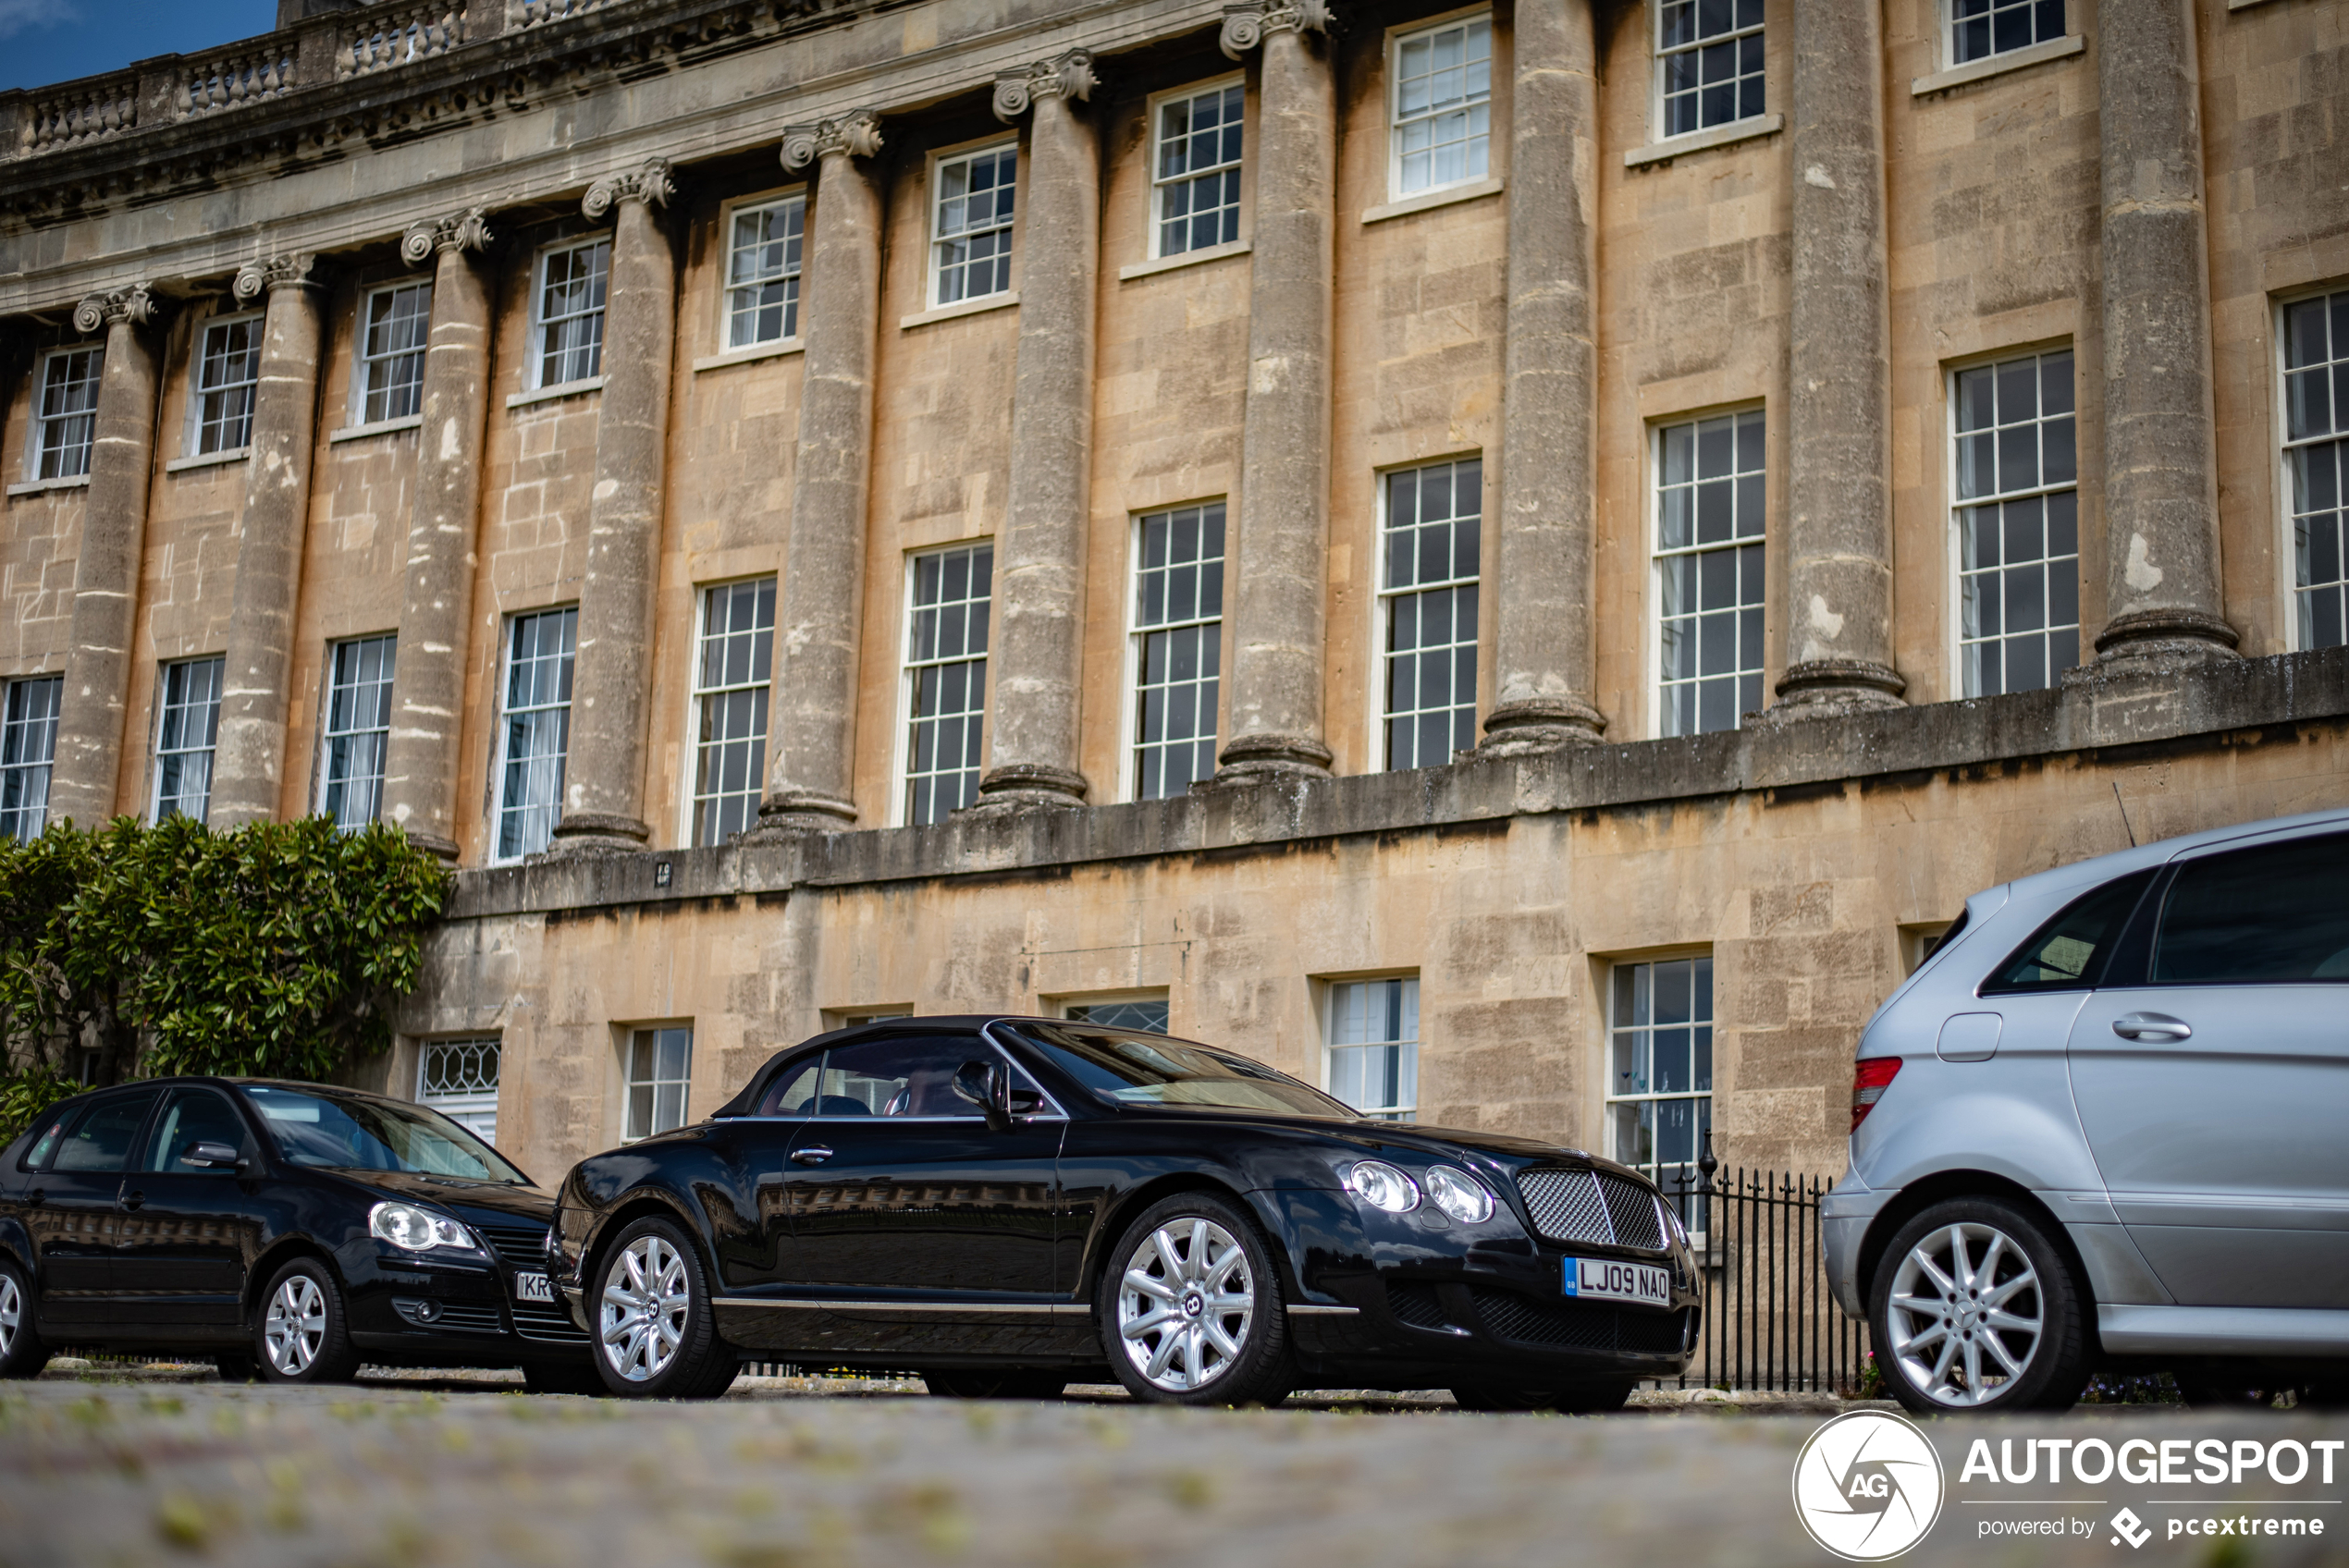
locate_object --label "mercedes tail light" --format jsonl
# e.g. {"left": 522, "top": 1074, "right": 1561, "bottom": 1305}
{"left": 1851, "top": 1057, "right": 1902, "bottom": 1133}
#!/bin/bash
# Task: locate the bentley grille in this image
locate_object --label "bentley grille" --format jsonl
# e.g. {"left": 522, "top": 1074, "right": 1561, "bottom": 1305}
{"left": 1515, "top": 1169, "right": 1668, "bottom": 1252}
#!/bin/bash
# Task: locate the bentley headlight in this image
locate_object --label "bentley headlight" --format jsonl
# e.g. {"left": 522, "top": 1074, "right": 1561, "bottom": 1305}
{"left": 370, "top": 1201, "right": 478, "bottom": 1253}
{"left": 1345, "top": 1159, "right": 1420, "bottom": 1213}
{"left": 1423, "top": 1165, "right": 1494, "bottom": 1224}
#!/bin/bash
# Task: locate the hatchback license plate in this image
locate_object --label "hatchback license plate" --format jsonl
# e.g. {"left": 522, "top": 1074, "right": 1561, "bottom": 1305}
{"left": 514, "top": 1270, "right": 554, "bottom": 1304}
{"left": 1564, "top": 1257, "right": 1671, "bottom": 1309}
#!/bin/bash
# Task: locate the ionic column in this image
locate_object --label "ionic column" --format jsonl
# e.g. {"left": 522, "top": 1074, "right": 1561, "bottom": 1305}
{"left": 1771, "top": 0, "right": 1905, "bottom": 717}
{"left": 49, "top": 285, "right": 161, "bottom": 827}
{"left": 379, "top": 208, "right": 494, "bottom": 862}
{"left": 210, "top": 256, "right": 325, "bottom": 827}
{"left": 547, "top": 160, "right": 677, "bottom": 856}
{"left": 755, "top": 112, "right": 886, "bottom": 834}
{"left": 1479, "top": 0, "right": 1606, "bottom": 753}
{"left": 972, "top": 51, "right": 1101, "bottom": 814}
{"left": 2093, "top": 0, "right": 2235, "bottom": 665}
{"left": 1211, "top": 0, "right": 1338, "bottom": 785}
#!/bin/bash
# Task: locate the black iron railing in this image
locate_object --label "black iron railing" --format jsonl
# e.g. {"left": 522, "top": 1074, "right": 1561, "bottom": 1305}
{"left": 1662, "top": 1145, "right": 1874, "bottom": 1394}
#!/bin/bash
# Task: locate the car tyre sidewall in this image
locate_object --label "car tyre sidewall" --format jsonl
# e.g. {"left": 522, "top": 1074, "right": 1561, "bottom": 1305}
{"left": 254, "top": 1257, "right": 362, "bottom": 1385}
{"left": 1869, "top": 1196, "right": 2088, "bottom": 1415}
{"left": 590, "top": 1216, "right": 735, "bottom": 1400}
{"left": 0, "top": 1256, "right": 48, "bottom": 1379}
{"left": 1097, "top": 1192, "right": 1293, "bottom": 1408}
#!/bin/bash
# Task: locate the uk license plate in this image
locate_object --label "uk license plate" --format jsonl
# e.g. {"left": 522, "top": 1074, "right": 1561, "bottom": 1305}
{"left": 1563, "top": 1256, "right": 1671, "bottom": 1309}
{"left": 514, "top": 1270, "right": 554, "bottom": 1304}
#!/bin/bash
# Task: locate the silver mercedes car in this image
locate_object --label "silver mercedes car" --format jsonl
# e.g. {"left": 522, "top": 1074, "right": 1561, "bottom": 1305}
{"left": 1823, "top": 806, "right": 2349, "bottom": 1414}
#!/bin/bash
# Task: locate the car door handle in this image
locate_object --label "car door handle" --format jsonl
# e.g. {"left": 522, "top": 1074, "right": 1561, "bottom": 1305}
{"left": 2111, "top": 1011, "right": 2192, "bottom": 1042}
{"left": 791, "top": 1146, "right": 834, "bottom": 1165}
{"left": 118, "top": 1191, "right": 143, "bottom": 1211}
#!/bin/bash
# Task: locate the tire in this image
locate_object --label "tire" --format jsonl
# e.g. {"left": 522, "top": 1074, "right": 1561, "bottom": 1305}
{"left": 0, "top": 1258, "right": 48, "bottom": 1380}
{"left": 590, "top": 1216, "right": 736, "bottom": 1400}
{"left": 254, "top": 1257, "right": 363, "bottom": 1385}
{"left": 1452, "top": 1378, "right": 1634, "bottom": 1414}
{"left": 924, "top": 1370, "right": 1068, "bottom": 1400}
{"left": 213, "top": 1353, "right": 257, "bottom": 1384}
{"left": 1869, "top": 1197, "right": 2088, "bottom": 1415}
{"left": 522, "top": 1359, "right": 609, "bottom": 1396}
{"left": 1097, "top": 1192, "right": 1293, "bottom": 1407}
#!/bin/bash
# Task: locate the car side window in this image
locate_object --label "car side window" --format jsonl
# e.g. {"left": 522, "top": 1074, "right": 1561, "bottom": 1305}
{"left": 139, "top": 1089, "right": 250, "bottom": 1174}
{"left": 755, "top": 1056, "right": 825, "bottom": 1118}
{"left": 20, "top": 1108, "right": 80, "bottom": 1170}
{"left": 2152, "top": 831, "right": 2349, "bottom": 986}
{"left": 793, "top": 1035, "right": 1050, "bottom": 1119}
{"left": 48, "top": 1089, "right": 162, "bottom": 1174}
{"left": 1981, "top": 870, "right": 2156, "bottom": 994}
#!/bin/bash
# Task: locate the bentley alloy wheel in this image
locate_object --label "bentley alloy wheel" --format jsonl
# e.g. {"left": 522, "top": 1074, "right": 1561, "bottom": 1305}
{"left": 599, "top": 1232, "right": 690, "bottom": 1383}
{"left": 1116, "top": 1217, "right": 1257, "bottom": 1393}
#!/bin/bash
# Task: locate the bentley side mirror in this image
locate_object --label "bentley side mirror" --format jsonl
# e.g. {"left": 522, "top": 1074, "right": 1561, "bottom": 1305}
{"left": 185, "top": 1141, "right": 242, "bottom": 1170}
{"left": 952, "top": 1060, "right": 1012, "bottom": 1133}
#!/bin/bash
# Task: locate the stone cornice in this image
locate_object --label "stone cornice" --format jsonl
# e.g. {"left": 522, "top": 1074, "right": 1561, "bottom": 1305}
{"left": 70, "top": 282, "right": 155, "bottom": 333}
{"left": 231, "top": 253, "right": 318, "bottom": 302}
{"left": 400, "top": 206, "right": 494, "bottom": 264}
{"left": 779, "top": 109, "right": 884, "bottom": 171}
{"left": 582, "top": 158, "right": 677, "bottom": 219}
{"left": 991, "top": 48, "right": 1099, "bottom": 122}
{"left": 1218, "top": 0, "right": 1334, "bottom": 59}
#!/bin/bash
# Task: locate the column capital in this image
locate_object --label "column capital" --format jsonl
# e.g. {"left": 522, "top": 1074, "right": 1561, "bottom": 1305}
{"left": 780, "top": 110, "right": 885, "bottom": 172}
{"left": 582, "top": 157, "right": 675, "bottom": 220}
{"left": 400, "top": 206, "right": 494, "bottom": 265}
{"left": 71, "top": 282, "right": 156, "bottom": 334}
{"left": 231, "top": 254, "right": 319, "bottom": 302}
{"left": 1220, "top": 0, "right": 1335, "bottom": 59}
{"left": 991, "top": 48, "right": 1099, "bottom": 122}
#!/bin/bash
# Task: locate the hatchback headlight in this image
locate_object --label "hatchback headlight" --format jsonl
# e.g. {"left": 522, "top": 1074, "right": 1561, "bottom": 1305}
{"left": 1345, "top": 1159, "right": 1420, "bottom": 1213}
{"left": 370, "top": 1201, "right": 478, "bottom": 1253}
{"left": 1423, "top": 1165, "right": 1494, "bottom": 1224}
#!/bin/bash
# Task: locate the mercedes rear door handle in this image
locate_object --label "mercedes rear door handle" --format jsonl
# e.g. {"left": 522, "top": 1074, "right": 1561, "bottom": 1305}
{"left": 2111, "top": 1011, "right": 2192, "bottom": 1042}
{"left": 791, "top": 1146, "right": 834, "bottom": 1165}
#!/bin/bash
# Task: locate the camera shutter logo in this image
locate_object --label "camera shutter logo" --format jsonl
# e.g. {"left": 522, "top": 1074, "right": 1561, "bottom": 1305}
{"left": 1792, "top": 1411, "right": 1946, "bottom": 1560}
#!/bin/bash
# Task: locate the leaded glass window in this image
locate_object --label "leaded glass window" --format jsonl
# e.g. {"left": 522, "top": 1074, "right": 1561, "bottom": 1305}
{"left": 1132, "top": 503, "right": 1225, "bottom": 800}
{"left": 1382, "top": 459, "right": 1481, "bottom": 770}
{"left": 1655, "top": 410, "right": 1765, "bottom": 736}
{"left": 1066, "top": 999, "right": 1170, "bottom": 1034}
{"left": 418, "top": 1037, "right": 500, "bottom": 1142}
{"left": 904, "top": 545, "right": 992, "bottom": 826}
{"left": 1953, "top": 349, "right": 2078, "bottom": 694}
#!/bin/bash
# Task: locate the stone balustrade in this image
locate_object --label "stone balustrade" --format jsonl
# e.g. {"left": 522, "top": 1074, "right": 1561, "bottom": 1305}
{"left": 338, "top": 5, "right": 469, "bottom": 78}
{"left": 512, "top": 0, "right": 611, "bottom": 27}
{"left": 177, "top": 46, "right": 299, "bottom": 116}
{"left": 20, "top": 72, "right": 139, "bottom": 153}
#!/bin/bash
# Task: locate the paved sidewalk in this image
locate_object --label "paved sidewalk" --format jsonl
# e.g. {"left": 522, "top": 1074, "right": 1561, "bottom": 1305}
{"left": 0, "top": 1377, "right": 2339, "bottom": 1567}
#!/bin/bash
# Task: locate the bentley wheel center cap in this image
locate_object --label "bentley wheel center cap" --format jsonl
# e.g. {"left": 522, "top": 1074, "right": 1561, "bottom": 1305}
{"left": 1182, "top": 1292, "right": 1204, "bottom": 1318}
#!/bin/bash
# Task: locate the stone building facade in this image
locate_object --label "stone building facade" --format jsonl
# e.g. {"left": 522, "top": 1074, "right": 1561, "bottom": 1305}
{"left": 0, "top": 0, "right": 2343, "bottom": 1184}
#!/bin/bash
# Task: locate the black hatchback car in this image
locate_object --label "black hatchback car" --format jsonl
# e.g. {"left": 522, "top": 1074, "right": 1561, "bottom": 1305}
{"left": 0, "top": 1076, "right": 597, "bottom": 1390}
{"left": 551, "top": 1017, "right": 1700, "bottom": 1406}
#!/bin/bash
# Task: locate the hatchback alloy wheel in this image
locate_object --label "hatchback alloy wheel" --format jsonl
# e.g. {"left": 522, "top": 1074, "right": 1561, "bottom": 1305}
{"left": 0, "top": 1272, "right": 20, "bottom": 1360}
{"left": 1117, "top": 1217, "right": 1256, "bottom": 1393}
{"left": 1874, "top": 1198, "right": 2086, "bottom": 1414}
{"left": 265, "top": 1275, "right": 329, "bottom": 1377}
{"left": 600, "top": 1233, "right": 691, "bottom": 1383}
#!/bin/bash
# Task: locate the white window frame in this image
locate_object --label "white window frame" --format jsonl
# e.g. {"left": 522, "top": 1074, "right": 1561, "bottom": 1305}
{"left": 319, "top": 632, "right": 398, "bottom": 831}
{"left": 531, "top": 237, "right": 610, "bottom": 391}
{"left": 1941, "top": 0, "right": 2066, "bottom": 68}
{"left": 0, "top": 674, "right": 62, "bottom": 845}
{"left": 623, "top": 1026, "right": 694, "bottom": 1143}
{"left": 1374, "top": 457, "right": 1483, "bottom": 772}
{"left": 1124, "top": 500, "right": 1228, "bottom": 802}
{"left": 1604, "top": 951, "right": 1715, "bottom": 1236}
{"left": 2278, "top": 288, "right": 2349, "bottom": 655}
{"left": 151, "top": 655, "right": 225, "bottom": 825}
{"left": 1386, "top": 8, "right": 1494, "bottom": 202}
{"left": 1943, "top": 345, "right": 2080, "bottom": 697}
{"left": 185, "top": 311, "right": 264, "bottom": 459}
{"left": 927, "top": 140, "right": 1020, "bottom": 311}
{"left": 1146, "top": 76, "right": 1248, "bottom": 262}
{"left": 683, "top": 576, "right": 776, "bottom": 848}
{"left": 352, "top": 280, "right": 433, "bottom": 427}
{"left": 1322, "top": 974, "right": 1420, "bottom": 1122}
{"left": 489, "top": 605, "right": 577, "bottom": 865}
{"left": 30, "top": 345, "right": 103, "bottom": 483}
{"left": 893, "top": 540, "right": 994, "bottom": 827}
{"left": 1652, "top": 0, "right": 1766, "bottom": 141}
{"left": 417, "top": 1036, "right": 501, "bottom": 1142}
{"left": 1647, "top": 405, "right": 1767, "bottom": 739}
{"left": 719, "top": 189, "right": 808, "bottom": 352}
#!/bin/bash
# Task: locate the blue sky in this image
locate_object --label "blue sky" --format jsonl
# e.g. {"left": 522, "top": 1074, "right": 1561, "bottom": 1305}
{"left": 3, "top": 1, "right": 277, "bottom": 92}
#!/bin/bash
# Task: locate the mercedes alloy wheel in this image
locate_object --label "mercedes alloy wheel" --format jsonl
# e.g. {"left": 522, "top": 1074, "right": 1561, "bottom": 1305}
{"left": 1872, "top": 1197, "right": 2086, "bottom": 1414}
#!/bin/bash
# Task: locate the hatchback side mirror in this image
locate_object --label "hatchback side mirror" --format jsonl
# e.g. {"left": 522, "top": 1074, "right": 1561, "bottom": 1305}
{"left": 185, "top": 1141, "right": 242, "bottom": 1170}
{"left": 952, "top": 1060, "right": 1011, "bottom": 1132}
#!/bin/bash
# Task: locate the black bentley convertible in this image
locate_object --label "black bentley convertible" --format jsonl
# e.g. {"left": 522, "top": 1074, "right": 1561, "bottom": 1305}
{"left": 552, "top": 1016, "right": 1700, "bottom": 1406}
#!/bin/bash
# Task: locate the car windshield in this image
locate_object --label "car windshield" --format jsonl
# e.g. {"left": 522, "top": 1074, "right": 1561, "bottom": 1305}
{"left": 243, "top": 1084, "right": 529, "bottom": 1184}
{"left": 1009, "top": 1023, "right": 1356, "bottom": 1118}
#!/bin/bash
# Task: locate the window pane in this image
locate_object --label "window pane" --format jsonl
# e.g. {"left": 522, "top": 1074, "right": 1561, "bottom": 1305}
{"left": 1656, "top": 411, "right": 1765, "bottom": 737}
{"left": 905, "top": 545, "right": 994, "bottom": 823}
{"left": 1952, "top": 349, "right": 2080, "bottom": 695}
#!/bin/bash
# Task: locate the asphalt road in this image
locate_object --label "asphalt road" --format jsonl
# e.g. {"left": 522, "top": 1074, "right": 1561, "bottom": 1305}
{"left": 2, "top": 1374, "right": 2344, "bottom": 1567}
